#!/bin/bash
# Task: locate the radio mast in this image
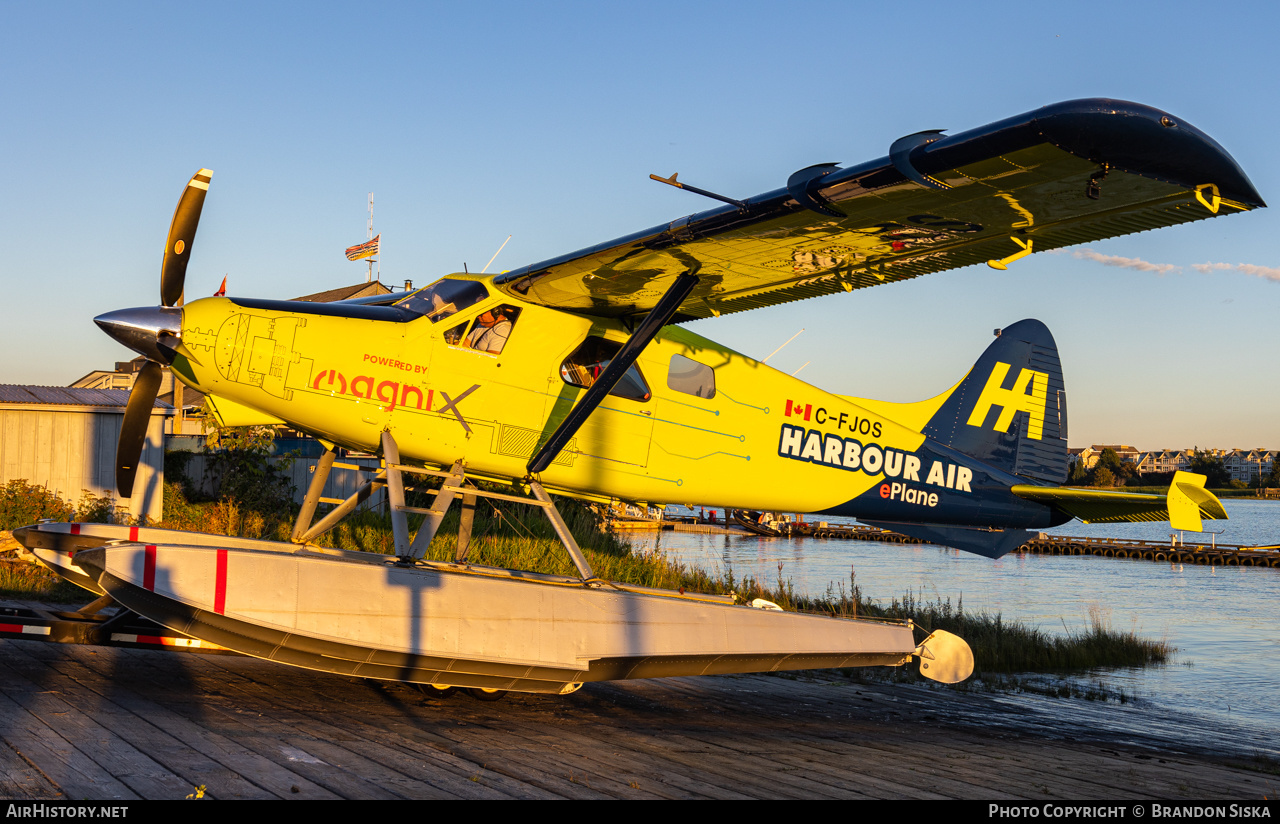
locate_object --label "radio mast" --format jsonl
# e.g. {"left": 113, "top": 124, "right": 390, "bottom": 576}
{"left": 366, "top": 192, "right": 378, "bottom": 283}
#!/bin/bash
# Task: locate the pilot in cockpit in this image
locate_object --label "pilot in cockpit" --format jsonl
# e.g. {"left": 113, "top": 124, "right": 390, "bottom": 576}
{"left": 465, "top": 305, "right": 518, "bottom": 354}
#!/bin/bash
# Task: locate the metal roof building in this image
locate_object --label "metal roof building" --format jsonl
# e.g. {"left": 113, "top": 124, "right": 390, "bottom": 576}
{"left": 0, "top": 386, "right": 174, "bottom": 523}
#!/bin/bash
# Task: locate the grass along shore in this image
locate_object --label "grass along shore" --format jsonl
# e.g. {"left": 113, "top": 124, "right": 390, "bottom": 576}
{"left": 1, "top": 481, "right": 1172, "bottom": 681}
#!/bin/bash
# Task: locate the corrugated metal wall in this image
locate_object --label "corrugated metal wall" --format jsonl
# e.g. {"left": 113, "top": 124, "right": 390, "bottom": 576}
{"left": 0, "top": 405, "right": 166, "bottom": 522}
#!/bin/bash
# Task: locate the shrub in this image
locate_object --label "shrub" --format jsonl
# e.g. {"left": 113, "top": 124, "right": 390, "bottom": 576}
{"left": 202, "top": 427, "right": 297, "bottom": 513}
{"left": 0, "top": 480, "right": 74, "bottom": 530}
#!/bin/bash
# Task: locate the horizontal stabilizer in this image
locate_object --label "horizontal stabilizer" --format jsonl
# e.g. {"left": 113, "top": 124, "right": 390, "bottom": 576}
{"left": 1010, "top": 471, "right": 1228, "bottom": 531}
{"left": 1168, "top": 471, "right": 1229, "bottom": 531}
{"left": 862, "top": 520, "right": 1031, "bottom": 559}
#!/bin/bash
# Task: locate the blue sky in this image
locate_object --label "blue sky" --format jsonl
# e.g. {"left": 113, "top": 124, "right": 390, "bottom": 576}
{"left": 2, "top": 1, "right": 1276, "bottom": 449}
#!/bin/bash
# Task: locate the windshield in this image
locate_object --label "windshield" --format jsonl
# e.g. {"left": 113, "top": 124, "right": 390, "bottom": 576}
{"left": 396, "top": 278, "right": 489, "bottom": 322}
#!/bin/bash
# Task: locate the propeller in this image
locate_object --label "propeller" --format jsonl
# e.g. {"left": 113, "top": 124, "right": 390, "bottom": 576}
{"left": 95, "top": 169, "right": 213, "bottom": 498}
{"left": 161, "top": 169, "right": 212, "bottom": 307}
{"left": 116, "top": 360, "right": 163, "bottom": 498}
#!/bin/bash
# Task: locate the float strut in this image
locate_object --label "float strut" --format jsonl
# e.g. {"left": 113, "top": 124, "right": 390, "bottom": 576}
{"left": 292, "top": 445, "right": 338, "bottom": 543}
{"left": 455, "top": 492, "right": 477, "bottom": 563}
{"left": 405, "top": 460, "right": 465, "bottom": 560}
{"left": 529, "top": 480, "right": 596, "bottom": 581}
{"left": 382, "top": 431, "right": 412, "bottom": 557}
{"left": 296, "top": 471, "right": 387, "bottom": 545}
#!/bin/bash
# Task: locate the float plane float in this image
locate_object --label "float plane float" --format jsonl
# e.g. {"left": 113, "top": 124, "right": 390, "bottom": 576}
{"left": 17, "top": 99, "right": 1262, "bottom": 696}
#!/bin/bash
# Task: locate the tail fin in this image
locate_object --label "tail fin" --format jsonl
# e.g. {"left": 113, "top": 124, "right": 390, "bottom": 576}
{"left": 922, "top": 319, "right": 1068, "bottom": 484}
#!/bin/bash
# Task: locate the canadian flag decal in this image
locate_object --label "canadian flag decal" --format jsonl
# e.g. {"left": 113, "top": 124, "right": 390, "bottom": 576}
{"left": 784, "top": 400, "right": 812, "bottom": 421}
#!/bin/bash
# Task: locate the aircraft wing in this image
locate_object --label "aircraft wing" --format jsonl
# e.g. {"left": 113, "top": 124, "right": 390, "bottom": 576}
{"left": 494, "top": 99, "right": 1264, "bottom": 320}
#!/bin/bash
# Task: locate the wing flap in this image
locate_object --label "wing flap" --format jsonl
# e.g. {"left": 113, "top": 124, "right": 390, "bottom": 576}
{"left": 496, "top": 99, "right": 1263, "bottom": 320}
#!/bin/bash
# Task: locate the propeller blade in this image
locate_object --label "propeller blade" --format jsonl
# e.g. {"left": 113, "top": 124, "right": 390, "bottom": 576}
{"left": 117, "top": 360, "right": 163, "bottom": 498}
{"left": 160, "top": 169, "right": 213, "bottom": 307}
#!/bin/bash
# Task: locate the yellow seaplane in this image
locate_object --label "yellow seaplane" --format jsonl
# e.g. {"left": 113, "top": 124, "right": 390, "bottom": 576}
{"left": 17, "top": 98, "right": 1263, "bottom": 697}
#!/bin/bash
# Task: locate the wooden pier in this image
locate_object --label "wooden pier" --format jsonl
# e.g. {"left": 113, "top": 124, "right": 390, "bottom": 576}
{"left": 1018, "top": 535, "right": 1280, "bottom": 567}
{"left": 609, "top": 516, "right": 1280, "bottom": 568}
{"left": 611, "top": 519, "right": 740, "bottom": 535}
{"left": 795, "top": 523, "right": 1280, "bottom": 567}
{"left": 803, "top": 526, "right": 1280, "bottom": 567}
{"left": 0, "top": 632, "right": 1272, "bottom": 800}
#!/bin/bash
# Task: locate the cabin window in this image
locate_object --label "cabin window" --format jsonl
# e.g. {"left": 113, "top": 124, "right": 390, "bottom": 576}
{"left": 560, "top": 336, "right": 651, "bottom": 402}
{"left": 463, "top": 305, "right": 521, "bottom": 355}
{"left": 396, "top": 278, "right": 489, "bottom": 322}
{"left": 667, "top": 354, "right": 715, "bottom": 399}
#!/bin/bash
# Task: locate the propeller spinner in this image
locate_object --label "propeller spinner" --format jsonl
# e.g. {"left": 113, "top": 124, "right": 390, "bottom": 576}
{"left": 95, "top": 169, "right": 212, "bottom": 498}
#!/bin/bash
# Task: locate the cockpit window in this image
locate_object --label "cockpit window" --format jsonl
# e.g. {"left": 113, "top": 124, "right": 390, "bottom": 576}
{"left": 396, "top": 278, "right": 489, "bottom": 322}
{"left": 560, "top": 336, "right": 651, "bottom": 402}
{"left": 442, "top": 305, "right": 522, "bottom": 355}
{"left": 463, "top": 305, "right": 520, "bottom": 354}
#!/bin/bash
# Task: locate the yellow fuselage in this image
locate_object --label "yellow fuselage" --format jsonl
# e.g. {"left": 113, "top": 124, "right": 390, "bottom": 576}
{"left": 175, "top": 274, "right": 1004, "bottom": 522}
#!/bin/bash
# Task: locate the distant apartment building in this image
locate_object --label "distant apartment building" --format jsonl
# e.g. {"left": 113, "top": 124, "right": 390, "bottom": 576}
{"left": 1218, "top": 448, "right": 1276, "bottom": 483}
{"left": 1070, "top": 445, "right": 1276, "bottom": 483}
{"left": 1070, "top": 444, "right": 1141, "bottom": 469}
{"left": 1134, "top": 449, "right": 1190, "bottom": 475}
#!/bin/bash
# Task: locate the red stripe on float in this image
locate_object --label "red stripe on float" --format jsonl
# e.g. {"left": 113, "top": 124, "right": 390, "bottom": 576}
{"left": 144, "top": 546, "right": 156, "bottom": 591}
{"left": 70, "top": 524, "right": 81, "bottom": 535}
{"left": 214, "top": 549, "right": 228, "bottom": 614}
{"left": 129, "top": 526, "right": 139, "bottom": 542}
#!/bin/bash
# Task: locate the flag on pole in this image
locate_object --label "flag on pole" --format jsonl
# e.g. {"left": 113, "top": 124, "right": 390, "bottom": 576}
{"left": 344, "top": 234, "right": 380, "bottom": 261}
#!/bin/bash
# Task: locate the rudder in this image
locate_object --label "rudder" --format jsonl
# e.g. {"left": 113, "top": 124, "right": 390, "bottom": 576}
{"left": 922, "top": 319, "right": 1068, "bottom": 484}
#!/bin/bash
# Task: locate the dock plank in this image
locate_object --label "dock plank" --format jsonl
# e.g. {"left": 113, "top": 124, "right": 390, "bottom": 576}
{"left": 0, "top": 674, "right": 142, "bottom": 800}
{"left": 17, "top": 643, "right": 335, "bottom": 800}
{"left": 0, "top": 637, "right": 1272, "bottom": 800}
{"left": 188, "top": 653, "right": 564, "bottom": 799}
{"left": 0, "top": 730, "right": 60, "bottom": 800}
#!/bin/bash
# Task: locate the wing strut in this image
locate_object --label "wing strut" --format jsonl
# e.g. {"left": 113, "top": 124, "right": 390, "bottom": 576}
{"left": 527, "top": 272, "right": 700, "bottom": 475}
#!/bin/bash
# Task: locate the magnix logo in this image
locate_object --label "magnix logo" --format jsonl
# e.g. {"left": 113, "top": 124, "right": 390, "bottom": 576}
{"left": 965, "top": 361, "right": 1048, "bottom": 440}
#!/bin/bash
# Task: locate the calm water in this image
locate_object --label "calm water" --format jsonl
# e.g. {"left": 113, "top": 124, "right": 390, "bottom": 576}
{"left": 635, "top": 500, "right": 1280, "bottom": 747}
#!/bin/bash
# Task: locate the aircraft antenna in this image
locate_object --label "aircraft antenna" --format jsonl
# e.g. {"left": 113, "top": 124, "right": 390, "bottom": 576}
{"left": 762, "top": 328, "right": 805, "bottom": 363}
{"left": 649, "top": 172, "right": 747, "bottom": 210}
{"left": 481, "top": 235, "right": 512, "bottom": 274}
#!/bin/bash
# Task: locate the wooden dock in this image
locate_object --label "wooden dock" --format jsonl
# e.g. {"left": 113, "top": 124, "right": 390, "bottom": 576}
{"left": 1019, "top": 535, "right": 1280, "bottom": 567}
{"left": 610, "top": 518, "right": 739, "bottom": 535}
{"left": 610, "top": 517, "right": 1280, "bottom": 568}
{"left": 0, "top": 631, "right": 1273, "bottom": 800}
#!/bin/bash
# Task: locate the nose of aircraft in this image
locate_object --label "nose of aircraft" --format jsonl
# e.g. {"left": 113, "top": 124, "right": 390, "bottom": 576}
{"left": 94, "top": 306, "right": 183, "bottom": 363}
